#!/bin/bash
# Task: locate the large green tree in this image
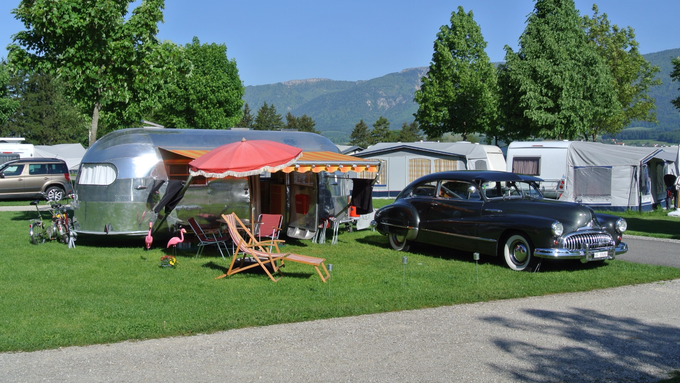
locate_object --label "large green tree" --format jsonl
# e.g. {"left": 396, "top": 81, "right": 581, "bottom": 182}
{"left": 349, "top": 119, "right": 370, "bottom": 148}
{"left": 582, "top": 5, "right": 661, "bottom": 141}
{"left": 397, "top": 121, "right": 423, "bottom": 142}
{"left": 672, "top": 57, "right": 680, "bottom": 111}
{"left": 9, "top": 0, "right": 167, "bottom": 146}
{"left": 150, "top": 37, "right": 244, "bottom": 129}
{"left": 3, "top": 69, "right": 87, "bottom": 145}
{"left": 498, "top": 0, "right": 621, "bottom": 141}
{"left": 414, "top": 6, "right": 498, "bottom": 142}
{"left": 370, "top": 116, "right": 391, "bottom": 145}
{"left": 0, "top": 60, "right": 19, "bottom": 126}
{"left": 254, "top": 102, "right": 284, "bottom": 131}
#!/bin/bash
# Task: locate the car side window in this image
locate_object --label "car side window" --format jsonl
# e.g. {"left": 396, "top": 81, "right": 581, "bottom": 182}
{"left": 29, "top": 164, "right": 48, "bottom": 175}
{"left": 47, "top": 163, "right": 68, "bottom": 174}
{"left": 2, "top": 164, "right": 24, "bottom": 176}
{"left": 438, "top": 181, "right": 480, "bottom": 200}
{"left": 411, "top": 181, "right": 437, "bottom": 197}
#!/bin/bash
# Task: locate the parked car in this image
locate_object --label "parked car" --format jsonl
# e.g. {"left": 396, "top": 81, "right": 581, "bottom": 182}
{"left": 0, "top": 158, "right": 73, "bottom": 201}
{"left": 372, "top": 171, "right": 628, "bottom": 271}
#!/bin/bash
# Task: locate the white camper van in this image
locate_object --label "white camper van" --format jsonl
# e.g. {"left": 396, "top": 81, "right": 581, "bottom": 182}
{"left": 506, "top": 141, "right": 670, "bottom": 211}
{"left": 506, "top": 141, "right": 571, "bottom": 198}
{"left": 0, "top": 138, "right": 34, "bottom": 159}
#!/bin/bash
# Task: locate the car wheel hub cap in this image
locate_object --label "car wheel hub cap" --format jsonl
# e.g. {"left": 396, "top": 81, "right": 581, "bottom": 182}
{"left": 513, "top": 243, "right": 528, "bottom": 263}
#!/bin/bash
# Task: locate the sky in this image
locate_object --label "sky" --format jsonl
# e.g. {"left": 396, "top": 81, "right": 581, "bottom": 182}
{"left": 2, "top": 0, "right": 679, "bottom": 86}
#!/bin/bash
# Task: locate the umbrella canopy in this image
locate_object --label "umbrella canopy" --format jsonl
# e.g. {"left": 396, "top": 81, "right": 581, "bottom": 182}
{"left": 188, "top": 139, "right": 303, "bottom": 178}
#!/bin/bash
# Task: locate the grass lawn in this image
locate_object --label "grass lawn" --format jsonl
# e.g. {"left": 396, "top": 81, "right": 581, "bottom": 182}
{"left": 2, "top": 204, "right": 680, "bottom": 354}
{"left": 610, "top": 208, "right": 680, "bottom": 240}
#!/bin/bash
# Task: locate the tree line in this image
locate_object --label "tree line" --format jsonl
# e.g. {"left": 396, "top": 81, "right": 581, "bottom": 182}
{"left": 413, "top": 1, "right": 680, "bottom": 146}
{"left": 1, "top": 0, "right": 680, "bottom": 148}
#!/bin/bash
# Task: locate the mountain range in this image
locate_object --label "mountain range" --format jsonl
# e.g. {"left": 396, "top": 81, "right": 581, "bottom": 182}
{"left": 243, "top": 48, "right": 680, "bottom": 144}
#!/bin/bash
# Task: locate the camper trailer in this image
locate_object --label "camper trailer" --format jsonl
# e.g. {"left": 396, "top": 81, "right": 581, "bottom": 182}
{"left": 506, "top": 141, "right": 672, "bottom": 211}
{"left": 353, "top": 142, "right": 507, "bottom": 197}
{"left": 72, "top": 128, "right": 380, "bottom": 239}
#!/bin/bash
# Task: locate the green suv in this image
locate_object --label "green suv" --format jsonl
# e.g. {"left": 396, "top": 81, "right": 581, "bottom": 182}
{"left": 0, "top": 158, "right": 73, "bottom": 201}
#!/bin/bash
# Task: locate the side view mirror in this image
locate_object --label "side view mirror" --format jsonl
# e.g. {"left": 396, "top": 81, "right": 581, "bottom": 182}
{"left": 0, "top": 172, "right": 4, "bottom": 179}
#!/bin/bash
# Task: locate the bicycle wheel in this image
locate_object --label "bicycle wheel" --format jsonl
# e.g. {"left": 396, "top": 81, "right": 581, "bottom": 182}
{"left": 30, "top": 222, "right": 46, "bottom": 245}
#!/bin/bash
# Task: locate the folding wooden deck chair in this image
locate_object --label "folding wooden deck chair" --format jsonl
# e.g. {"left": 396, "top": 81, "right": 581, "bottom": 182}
{"left": 187, "top": 217, "right": 231, "bottom": 259}
{"left": 217, "top": 213, "right": 330, "bottom": 283}
{"left": 254, "top": 213, "right": 283, "bottom": 251}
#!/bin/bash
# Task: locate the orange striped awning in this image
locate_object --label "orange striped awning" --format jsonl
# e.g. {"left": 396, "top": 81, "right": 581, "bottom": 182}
{"left": 160, "top": 148, "right": 380, "bottom": 174}
{"left": 281, "top": 151, "right": 380, "bottom": 173}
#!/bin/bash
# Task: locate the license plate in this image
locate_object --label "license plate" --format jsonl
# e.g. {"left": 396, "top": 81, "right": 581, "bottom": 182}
{"left": 593, "top": 251, "right": 608, "bottom": 259}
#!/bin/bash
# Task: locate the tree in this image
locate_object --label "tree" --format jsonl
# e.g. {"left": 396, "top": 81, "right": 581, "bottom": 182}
{"left": 397, "top": 121, "right": 423, "bottom": 142}
{"left": 349, "top": 119, "right": 370, "bottom": 148}
{"left": 0, "top": 60, "right": 19, "bottom": 126}
{"left": 3, "top": 69, "right": 87, "bottom": 145}
{"left": 9, "top": 0, "right": 167, "bottom": 146}
{"left": 254, "top": 102, "right": 284, "bottom": 130}
{"left": 297, "top": 114, "right": 319, "bottom": 134}
{"left": 239, "top": 102, "right": 254, "bottom": 128}
{"left": 370, "top": 116, "right": 391, "bottom": 145}
{"left": 498, "top": 0, "right": 621, "bottom": 141}
{"left": 285, "top": 112, "right": 298, "bottom": 130}
{"left": 414, "top": 6, "right": 498, "bottom": 142}
{"left": 582, "top": 5, "right": 661, "bottom": 141}
{"left": 150, "top": 37, "right": 244, "bottom": 129}
{"left": 672, "top": 57, "right": 680, "bottom": 111}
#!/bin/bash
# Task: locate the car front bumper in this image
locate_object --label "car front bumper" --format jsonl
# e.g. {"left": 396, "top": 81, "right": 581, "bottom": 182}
{"left": 534, "top": 242, "right": 628, "bottom": 262}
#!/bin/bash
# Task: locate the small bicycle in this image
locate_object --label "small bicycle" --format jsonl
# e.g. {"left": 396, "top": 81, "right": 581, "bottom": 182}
{"left": 29, "top": 193, "right": 77, "bottom": 247}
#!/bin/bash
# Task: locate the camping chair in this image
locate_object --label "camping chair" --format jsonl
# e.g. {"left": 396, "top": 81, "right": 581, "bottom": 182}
{"left": 187, "top": 217, "right": 231, "bottom": 260}
{"left": 254, "top": 214, "right": 283, "bottom": 251}
{"left": 217, "top": 213, "right": 330, "bottom": 283}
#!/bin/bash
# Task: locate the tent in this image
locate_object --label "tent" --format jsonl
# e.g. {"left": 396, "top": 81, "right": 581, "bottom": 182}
{"left": 34, "top": 143, "right": 86, "bottom": 173}
{"left": 558, "top": 142, "right": 671, "bottom": 211}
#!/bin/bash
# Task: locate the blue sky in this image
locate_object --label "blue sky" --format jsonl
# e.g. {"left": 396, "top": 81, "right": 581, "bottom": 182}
{"left": 2, "top": 0, "right": 679, "bottom": 86}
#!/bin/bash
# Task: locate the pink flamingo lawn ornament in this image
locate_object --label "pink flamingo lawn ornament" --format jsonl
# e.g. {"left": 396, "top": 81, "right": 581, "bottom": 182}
{"left": 166, "top": 228, "right": 186, "bottom": 255}
{"left": 145, "top": 222, "right": 154, "bottom": 250}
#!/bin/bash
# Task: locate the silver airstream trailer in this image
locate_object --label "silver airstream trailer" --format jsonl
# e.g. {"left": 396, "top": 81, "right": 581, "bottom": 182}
{"left": 72, "top": 128, "right": 380, "bottom": 240}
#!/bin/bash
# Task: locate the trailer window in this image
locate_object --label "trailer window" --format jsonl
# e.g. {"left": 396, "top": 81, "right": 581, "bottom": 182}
{"left": 512, "top": 157, "right": 540, "bottom": 176}
{"left": 409, "top": 158, "right": 431, "bottom": 183}
{"left": 574, "top": 166, "right": 611, "bottom": 197}
{"left": 78, "top": 163, "right": 117, "bottom": 185}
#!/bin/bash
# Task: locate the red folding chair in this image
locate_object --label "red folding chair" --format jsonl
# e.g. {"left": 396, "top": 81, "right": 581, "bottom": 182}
{"left": 255, "top": 214, "right": 283, "bottom": 251}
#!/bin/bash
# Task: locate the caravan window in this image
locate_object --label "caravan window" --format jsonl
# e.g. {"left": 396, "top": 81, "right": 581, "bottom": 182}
{"left": 574, "top": 166, "right": 611, "bottom": 197}
{"left": 78, "top": 163, "right": 117, "bottom": 185}
{"left": 512, "top": 157, "right": 540, "bottom": 176}
{"left": 409, "top": 158, "right": 431, "bottom": 183}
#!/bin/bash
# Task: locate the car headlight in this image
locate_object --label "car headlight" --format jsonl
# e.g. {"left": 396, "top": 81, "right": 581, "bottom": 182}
{"left": 551, "top": 221, "right": 564, "bottom": 237}
{"left": 616, "top": 218, "right": 628, "bottom": 233}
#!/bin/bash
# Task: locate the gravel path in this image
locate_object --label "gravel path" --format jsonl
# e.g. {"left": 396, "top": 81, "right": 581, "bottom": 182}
{"left": 2, "top": 279, "right": 679, "bottom": 382}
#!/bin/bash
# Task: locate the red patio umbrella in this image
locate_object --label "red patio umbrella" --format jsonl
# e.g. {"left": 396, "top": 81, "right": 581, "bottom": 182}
{"left": 188, "top": 138, "right": 303, "bottom": 178}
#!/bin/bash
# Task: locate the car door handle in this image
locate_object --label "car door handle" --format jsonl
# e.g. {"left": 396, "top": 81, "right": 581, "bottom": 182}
{"left": 135, "top": 185, "right": 148, "bottom": 190}
{"left": 484, "top": 209, "right": 502, "bottom": 213}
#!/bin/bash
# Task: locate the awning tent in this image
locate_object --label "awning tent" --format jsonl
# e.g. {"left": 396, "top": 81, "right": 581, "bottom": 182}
{"left": 559, "top": 142, "right": 668, "bottom": 211}
{"left": 34, "top": 143, "right": 87, "bottom": 172}
{"left": 160, "top": 149, "right": 380, "bottom": 174}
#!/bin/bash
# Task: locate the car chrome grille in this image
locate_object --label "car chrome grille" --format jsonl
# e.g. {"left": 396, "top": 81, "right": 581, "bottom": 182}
{"left": 563, "top": 232, "right": 613, "bottom": 250}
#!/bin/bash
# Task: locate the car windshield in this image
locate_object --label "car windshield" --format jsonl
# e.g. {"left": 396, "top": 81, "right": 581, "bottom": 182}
{"left": 480, "top": 180, "right": 543, "bottom": 200}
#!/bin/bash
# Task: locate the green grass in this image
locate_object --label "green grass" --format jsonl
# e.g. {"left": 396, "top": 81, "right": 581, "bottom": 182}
{"left": 602, "top": 208, "right": 680, "bottom": 240}
{"left": 2, "top": 208, "right": 680, "bottom": 353}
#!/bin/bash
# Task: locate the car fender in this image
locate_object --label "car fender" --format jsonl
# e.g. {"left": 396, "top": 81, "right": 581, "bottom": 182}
{"left": 374, "top": 202, "right": 420, "bottom": 241}
{"left": 480, "top": 213, "right": 559, "bottom": 250}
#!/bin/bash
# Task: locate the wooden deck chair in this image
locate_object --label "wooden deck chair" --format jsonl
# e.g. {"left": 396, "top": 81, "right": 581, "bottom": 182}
{"left": 187, "top": 217, "right": 231, "bottom": 260}
{"left": 217, "top": 213, "right": 330, "bottom": 283}
{"left": 255, "top": 214, "right": 283, "bottom": 251}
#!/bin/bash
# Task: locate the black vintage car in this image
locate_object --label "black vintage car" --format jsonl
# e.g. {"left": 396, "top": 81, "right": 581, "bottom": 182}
{"left": 372, "top": 171, "right": 628, "bottom": 271}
